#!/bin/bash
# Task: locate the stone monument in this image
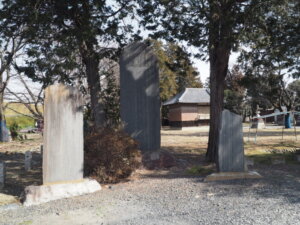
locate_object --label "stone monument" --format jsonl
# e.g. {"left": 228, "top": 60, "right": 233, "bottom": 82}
{"left": 0, "top": 120, "right": 10, "bottom": 142}
{"left": 218, "top": 110, "right": 245, "bottom": 172}
{"left": 120, "top": 42, "right": 160, "bottom": 152}
{"left": 24, "top": 84, "right": 101, "bottom": 206}
{"left": 251, "top": 112, "right": 266, "bottom": 129}
{"left": 0, "top": 161, "right": 5, "bottom": 189}
{"left": 43, "top": 84, "right": 84, "bottom": 183}
{"left": 205, "top": 110, "right": 262, "bottom": 181}
{"left": 24, "top": 151, "right": 32, "bottom": 171}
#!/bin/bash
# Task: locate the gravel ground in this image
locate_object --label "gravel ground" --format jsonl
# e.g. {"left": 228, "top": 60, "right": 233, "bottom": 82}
{"left": 0, "top": 165, "right": 299, "bottom": 225}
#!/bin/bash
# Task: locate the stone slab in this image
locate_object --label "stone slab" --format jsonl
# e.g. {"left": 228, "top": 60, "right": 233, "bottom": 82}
{"left": 0, "top": 162, "right": 5, "bottom": 189}
{"left": 43, "top": 84, "right": 84, "bottom": 184}
{"left": 23, "top": 179, "right": 101, "bottom": 206}
{"left": 204, "top": 171, "right": 262, "bottom": 182}
{"left": 120, "top": 42, "right": 160, "bottom": 152}
{"left": 218, "top": 110, "right": 244, "bottom": 172}
{"left": 0, "top": 120, "right": 10, "bottom": 142}
{"left": 25, "top": 151, "right": 32, "bottom": 171}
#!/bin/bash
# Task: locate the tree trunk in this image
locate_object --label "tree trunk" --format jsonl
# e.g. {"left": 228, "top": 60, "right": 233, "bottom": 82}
{"left": 83, "top": 55, "right": 106, "bottom": 128}
{"left": 0, "top": 76, "right": 5, "bottom": 142}
{"left": 206, "top": 47, "right": 230, "bottom": 167}
{"left": 0, "top": 75, "right": 3, "bottom": 122}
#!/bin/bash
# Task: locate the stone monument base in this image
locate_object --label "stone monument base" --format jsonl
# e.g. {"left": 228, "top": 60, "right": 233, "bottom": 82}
{"left": 23, "top": 179, "right": 101, "bottom": 206}
{"left": 142, "top": 150, "right": 176, "bottom": 169}
{"left": 204, "top": 171, "right": 262, "bottom": 182}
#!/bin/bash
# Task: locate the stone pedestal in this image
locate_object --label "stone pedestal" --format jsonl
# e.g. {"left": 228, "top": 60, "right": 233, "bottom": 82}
{"left": 204, "top": 171, "right": 262, "bottom": 182}
{"left": 120, "top": 42, "right": 160, "bottom": 152}
{"left": 23, "top": 179, "right": 101, "bottom": 206}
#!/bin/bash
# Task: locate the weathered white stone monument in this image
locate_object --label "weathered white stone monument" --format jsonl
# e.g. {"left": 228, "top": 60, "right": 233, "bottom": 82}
{"left": 43, "top": 84, "right": 84, "bottom": 183}
{"left": 24, "top": 84, "right": 101, "bottom": 206}
{"left": 24, "top": 151, "right": 32, "bottom": 171}
{"left": 205, "top": 110, "right": 261, "bottom": 181}
{"left": 120, "top": 42, "right": 161, "bottom": 152}
{"left": 0, "top": 161, "right": 5, "bottom": 189}
{"left": 251, "top": 112, "right": 266, "bottom": 129}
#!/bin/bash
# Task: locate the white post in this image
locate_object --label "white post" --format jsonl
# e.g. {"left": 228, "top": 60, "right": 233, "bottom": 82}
{"left": 25, "top": 151, "right": 32, "bottom": 171}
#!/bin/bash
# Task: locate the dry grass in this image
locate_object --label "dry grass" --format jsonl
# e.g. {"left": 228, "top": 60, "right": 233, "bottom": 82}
{"left": 161, "top": 128, "right": 208, "bottom": 154}
{"left": 0, "top": 125, "right": 299, "bottom": 205}
{"left": 4, "top": 102, "right": 43, "bottom": 116}
{"left": 0, "top": 133, "right": 42, "bottom": 153}
{"left": 161, "top": 126, "right": 300, "bottom": 168}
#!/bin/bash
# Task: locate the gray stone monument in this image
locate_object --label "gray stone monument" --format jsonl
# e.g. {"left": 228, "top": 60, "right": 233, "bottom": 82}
{"left": 0, "top": 120, "right": 10, "bottom": 142}
{"left": 25, "top": 151, "right": 32, "bottom": 171}
{"left": 205, "top": 110, "right": 262, "bottom": 181}
{"left": 43, "top": 84, "right": 84, "bottom": 184}
{"left": 24, "top": 84, "right": 101, "bottom": 206}
{"left": 218, "top": 109, "right": 244, "bottom": 172}
{"left": 0, "top": 161, "right": 5, "bottom": 189}
{"left": 120, "top": 42, "right": 160, "bottom": 152}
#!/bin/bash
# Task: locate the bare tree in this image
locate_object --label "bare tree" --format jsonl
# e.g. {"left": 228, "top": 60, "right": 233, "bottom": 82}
{"left": 0, "top": 36, "right": 25, "bottom": 117}
{"left": 5, "top": 73, "right": 43, "bottom": 121}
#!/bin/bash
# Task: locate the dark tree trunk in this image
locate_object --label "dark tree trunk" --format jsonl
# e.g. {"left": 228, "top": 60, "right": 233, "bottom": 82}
{"left": 71, "top": 1, "right": 106, "bottom": 129}
{"left": 205, "top": 1, "right": 234, "bottom": 168}
{"left": 0, "top": 76, "right": 5, "bottom": 142}
{"left": 0, "top": 78, "right": 3, "bottom": 122}
{"left": 0, "top": 92, "right": 3, "bottom": 122}
{"left": 83, "top": 54, "right": 106, "bottom": 128}
{"left": 206, "top": 47, "right": 230, "bottom": 167}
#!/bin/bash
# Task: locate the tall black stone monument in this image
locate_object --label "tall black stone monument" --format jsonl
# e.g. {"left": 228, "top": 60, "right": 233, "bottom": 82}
{"left": 120, "top": 42, "right": 160, "bottom": 151}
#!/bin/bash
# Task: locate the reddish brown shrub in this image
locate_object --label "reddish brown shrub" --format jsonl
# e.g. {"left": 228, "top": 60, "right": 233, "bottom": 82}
{"left": 84, "top": 128, "right": 142, "bottom": 183}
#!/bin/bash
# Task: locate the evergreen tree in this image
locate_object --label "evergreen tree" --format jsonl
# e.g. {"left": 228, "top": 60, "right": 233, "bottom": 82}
{"left": 150, "top": 40, "right": 202, "bottom": 103}
{"left": 138, "top": 0, "right": 299, "bottom": 163}
{"left": 166, "top": 43, "right": 202, "bottom": 93}
{"left": 0, "top": 0, "right": 135, "bottom": 129}
{"left": 224, "top": 65, "right": 245, "bottom": 115}
{"left": 150, "top": 40, "right": 178, "bottom": 103}
{"left": 239, "top": 0, "right": 299, "bottom": 127}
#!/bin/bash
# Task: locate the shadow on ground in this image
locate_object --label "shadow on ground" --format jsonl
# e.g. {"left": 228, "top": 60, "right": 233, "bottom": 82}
{"left": 0, "top": 152, "right": 42, "bottom": 197}
{"left": 201, "top": 164, "right": 300, "bottom": 205}
{"left": 140, "top": 146, "right": 300, "bottom": 205}
{"left": 245, "top": 130, "right": 298, "bottom": 137}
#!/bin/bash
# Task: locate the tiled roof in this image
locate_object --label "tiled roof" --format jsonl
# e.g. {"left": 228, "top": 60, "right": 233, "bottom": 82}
{"left": 163, "top": 88, "right": 210, "bottom": 105}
